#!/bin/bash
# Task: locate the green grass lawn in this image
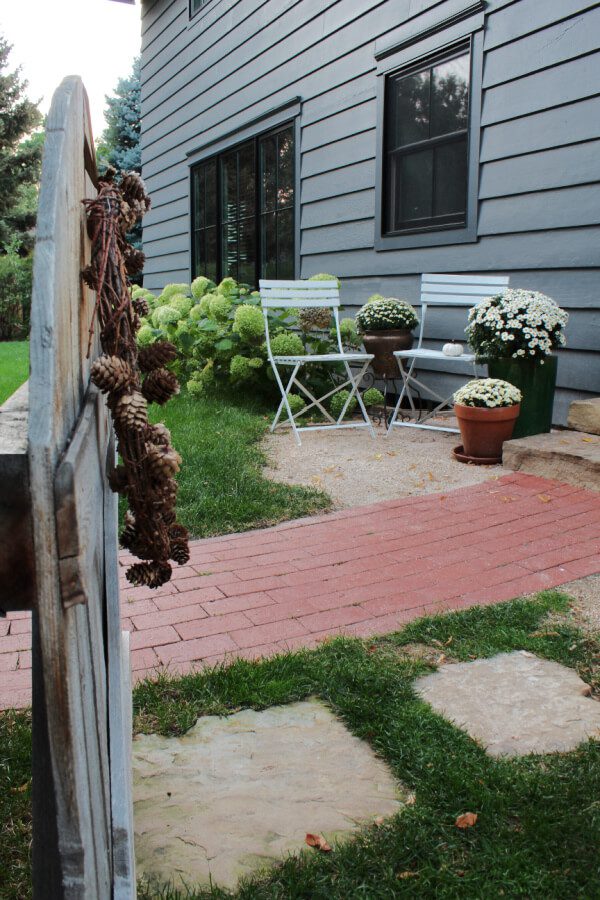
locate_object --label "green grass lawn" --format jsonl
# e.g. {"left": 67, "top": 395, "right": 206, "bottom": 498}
{"left": 0, "top": 341, "right": 29, "bottom": 405}
{"left": 147, "top": 390, "right": 330, "bottom": 538}
{"left": 3, "top": 592, "right": 600, "bottom": 899}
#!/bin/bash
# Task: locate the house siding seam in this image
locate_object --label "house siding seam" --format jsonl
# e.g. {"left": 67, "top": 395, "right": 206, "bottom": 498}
{"left": 140, "top": 0, "right": 600, "bottom": 424}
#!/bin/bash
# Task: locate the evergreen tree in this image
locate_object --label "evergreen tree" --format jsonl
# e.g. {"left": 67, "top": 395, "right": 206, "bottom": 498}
{"left": 0, "top": 36, "right": 43, "bottom": 248}
{"left": 97, "top": 57, "right": 141, "bottom": 174}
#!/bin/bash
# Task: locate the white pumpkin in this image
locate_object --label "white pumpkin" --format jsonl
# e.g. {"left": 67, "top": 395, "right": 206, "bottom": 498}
{"left": 442, "top": 342, "right": 464, "bottom": 357}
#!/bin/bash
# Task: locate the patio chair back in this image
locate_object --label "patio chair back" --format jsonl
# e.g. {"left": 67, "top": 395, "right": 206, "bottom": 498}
{"left": 260, "top": 279, "right": 345, "bottom": 356}
{"left": 416, "top": 273, "right": 510, "bottom": 348}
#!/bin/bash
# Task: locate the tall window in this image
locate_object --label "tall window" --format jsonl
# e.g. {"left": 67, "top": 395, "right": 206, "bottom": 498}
{"left": 191, "top": 125, "right": 295, "bottom": 286}
{"left": 384, "top": 43, "right": 470, "bottom": 234}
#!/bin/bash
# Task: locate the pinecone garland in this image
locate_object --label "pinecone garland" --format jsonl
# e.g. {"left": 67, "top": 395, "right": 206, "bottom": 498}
{"left": 133, "top": 296, "right": 149, "bottom": 318}
{"left": 138, "top": 341, "right": 178, "bottom": 373}
{"left": 126, "top": 560, "right": 172, "bottom": 589}
{"left": 169, "top": 523, "right": 190, "bottom": 565}
{"left": 120, "top": 511, "right": 137, "bottom": 551}
{"left": 120, "top": 172, "right": 149, "bottom": 206}
{"left": 82, "top": 264, "right": 97, "bottom": 291}
{"left": 147, "top": 422, "right": 172, "bottom": 446}
{"left": 124, "top": 245, "right": 145, "bottom": 275}
{"left": 142, "top": 368, "right": 180, "bottom": 405}
{"left": 91, "top": 355, "right": 134, "bottom": 394}
{"left": 145, "top": 443, "right": 182, "bottom": 481}
{"left": 108, "top": 464, "right": 129, "bottom": 494}
{"left": 113, "top": 391, "right": 148, "bottom": 432}
{"left": 298, "top": 307, "right": 332, "bottom": 332}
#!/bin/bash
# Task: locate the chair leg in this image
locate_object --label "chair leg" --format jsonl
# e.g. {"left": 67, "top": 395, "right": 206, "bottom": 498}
{"left": 342, "top": 360, "right": 375, "bottom": 438}
{"left": 386, "top": 359, "right": 414, "bottom": 435}
{"left": 271, "top": 362, "right": 302, "bottom": 445}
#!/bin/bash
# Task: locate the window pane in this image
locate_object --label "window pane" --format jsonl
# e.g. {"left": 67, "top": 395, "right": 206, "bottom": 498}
{"left": 260, "top": 135, "right": 276, "bottom": 213}
{"left": 260, "top": 211, "right": 277, "bottom": 279}
{"left": 277, "top": 207, "right": 294, "bottom": 279}
{"left": 193, "top": 167, "right": 204, "bottom": 229}
{"left": 221, "top": 222, "right": 238, "bottom": 279}
{"left": 277, "top": 128, "right": 294, "bottom": 209}
{"left": 193, "top": 230, "right": 204, "bottom": 276}
{"left": 393, "top": 148, "right": 433, "bottom": 227}
{"left": 205, "top": 226, "right": 217, "bottom": 283}
{"left": 221, "top": 153, "right": 237, "bottom": 223}
{"left": 238, "top": 143, "right": 255, "bottom": 220}
{"left": 431, "top": 53, "right": 469, "bottom": 137}
{"left": 433, "top": 139, "right": 467, "bottom": 218}
{"left": 387, "top": 69, "right": 430, "bottom": 149}
{"left": 238, "top": 218, "right": 256, "bottom": 285}
{"left": 205, "top": 159, "right": 217, "bottom": 226}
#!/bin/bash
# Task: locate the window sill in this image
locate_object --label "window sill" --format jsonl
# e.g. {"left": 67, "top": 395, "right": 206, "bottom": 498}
{"left": 375, "top": 222, "right": 478, "bottom": 251}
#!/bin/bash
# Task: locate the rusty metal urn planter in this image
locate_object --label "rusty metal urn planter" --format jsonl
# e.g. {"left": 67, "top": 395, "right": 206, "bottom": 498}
{"left": 361, "top": 329, "right": 414, "bottom": 378}
{"left": 454, "top": 402, "right": 521, "bottom": 464}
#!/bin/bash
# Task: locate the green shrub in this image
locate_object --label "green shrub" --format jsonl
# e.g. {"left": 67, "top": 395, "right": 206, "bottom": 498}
{"left": 330, "top": 389, "right": 357, "bottom": 419}
{"left": 286, "top": 393, "right": 305, "bottom": 416}
{"left": 269, "top": 331, "right": 304, "bottom": 357}
{"left": 233, "top": 304, "right": 264, "bottom": 341}
{"left": 0, "top": 245, "right": 33, "bottom": 340}
{"left": 363, "top": 387, "right": 385, "bottom": 406}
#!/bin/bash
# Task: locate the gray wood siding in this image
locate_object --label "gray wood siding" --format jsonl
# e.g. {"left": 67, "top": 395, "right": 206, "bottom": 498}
{"left": 140, "top": 0, "right": 600, "bottom": 422}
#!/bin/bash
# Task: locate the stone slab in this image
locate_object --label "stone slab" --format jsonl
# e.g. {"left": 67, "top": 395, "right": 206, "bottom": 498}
{"left": 132, "top": 698, "right": 405, "bottom": 891}
{"left": 568, "top": 398, "right": 600, "bottom": 436}
{"left": 503, "top": 430, "right": 600, "bottom": 491}
{"left": 415, "top": 650, "right": 600, "bottom": 757}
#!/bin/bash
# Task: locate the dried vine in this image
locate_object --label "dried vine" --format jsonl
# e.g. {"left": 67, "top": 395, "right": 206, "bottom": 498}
{"left": 82, "top": 169, "right": 189, "bottom": 588}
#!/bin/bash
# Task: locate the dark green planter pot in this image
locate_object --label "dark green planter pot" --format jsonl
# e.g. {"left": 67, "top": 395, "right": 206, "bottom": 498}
{"left": 487, "top": 355, "right": 558, "bottom": 439}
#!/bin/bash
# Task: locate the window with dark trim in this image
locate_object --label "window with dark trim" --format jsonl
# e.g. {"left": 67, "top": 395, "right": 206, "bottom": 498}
{"left": 191, "top": 124, "right": 295, "bottom": 285}
{"left": 190, "top": 0, "right": 212, "bottom": 17}
{"left": 383, "top": 41, "right": 470, "bottom": 235}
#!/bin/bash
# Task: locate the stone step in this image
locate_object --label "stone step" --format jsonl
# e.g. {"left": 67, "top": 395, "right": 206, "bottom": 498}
{"left": 503, "top": 430, "right": 600, "bottom": 491}
{"left": 568, "top": 397, "right": 600, "bottom": 436}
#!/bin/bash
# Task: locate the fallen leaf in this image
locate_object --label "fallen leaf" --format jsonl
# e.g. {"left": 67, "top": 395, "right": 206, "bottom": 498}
{"left": 414, "top": 481, "right": 425, "bottom": 489}
{"left": 311, "top": 475, "right": 322, "bottom": 485}
{"left": 405, "top": 792, "right": 416, "bottom": 806}
{"left": 437, "top": 654, "right": 447, "bottom": 664}
{"left": 500, "top": 495, "right": 515, "bottom": 503}
{"left": 537, "top": 494, "right": 552, "bottom": 503}
{"left": 11, "top": 781, "right": 30, "bottom": 793}
{"left": 427, "top": 471, "right": 435, "bottom": 481}
{"left": 397, "top": 871, "right": 419, "bottom": 879}
{"left": 334, "top": 472, "right": 344, "bottom": 478}
{"left": 581, "top": 685, "right": 593, "bottom": 697}
{"left": 323, "top": 465, "right": 336, "bottom": 473}
{"left": 373, "top": 816, "right": 385, "bottom": 827}
{"left": 455, "top": 812, "right": 478, "bottom": 829}
{"left": 582, "top": 437, "right": 595, "bottom": 442}
{"left": 374, "top": 453, "right": 383, "bottom": 460}
{"left": 445, "top": 636, "right": 454, "bottom": 646}
{"left": 386, "top": 450, "right": 397, "bottom": 457}
{"left": 305, "top": 833, "right": 332, "bottom": 852}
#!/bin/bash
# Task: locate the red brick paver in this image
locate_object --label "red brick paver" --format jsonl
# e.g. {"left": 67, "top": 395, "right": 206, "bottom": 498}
{"left": 2, "top": 472, "right": 599, "bottom": 709}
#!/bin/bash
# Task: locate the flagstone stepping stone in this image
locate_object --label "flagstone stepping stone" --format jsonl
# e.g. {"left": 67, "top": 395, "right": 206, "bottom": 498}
{"left": 132, "top": 698, "right": 406, "bottom": 891}
{"left": 415, "top": 650, "right": 600, "bottom": 757}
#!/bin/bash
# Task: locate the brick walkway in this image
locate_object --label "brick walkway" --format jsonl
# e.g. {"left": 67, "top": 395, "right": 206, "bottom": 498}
{"left": 2, "top": 472, "right": 600, "bottom": 709}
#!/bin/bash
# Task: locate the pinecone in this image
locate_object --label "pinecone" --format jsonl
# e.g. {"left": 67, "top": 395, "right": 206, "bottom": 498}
{"left": 145, "top": 443, "right": 182, "bottom": 481}
{"left": 150, "top": 477, "right": 178, "bottom": 512}
{"left": 91, "top": 355, "right": 134, "bottom": 394}
{"left": 147, "top": 422, "right": 172, "bottom": 446}
{"left": 126, "top": 560, "right": 172, "bottom": 589}
{"left": 124, "top": 245, "right": 145, "bottom": 276}
{"left": 138, "top": 341, "right": 178, "bottom": 373}
{"left": 113, "top": 391, "right": 148, "bottom": 432}
{"left": 142, "top": 369, "right": 180, "bottom": 405}
{"left": 298, "top": 307, "right": 332, "bottom": 332}
{"left": 107, "top": 464, "right": 129, "bottom": 494}
{"left": 120, "top": 172, "right": 149, "bottom": 206}
{"left": 120, "top": 511, "right": 137, "bottom": 551}
{"left": 133, "top": 296, "right": 149, "bottom": 318}
{"left": 81, "top": 264, "right": 97, "bottom": 291}
{"left": 169, "top": 523, "right": 190, "bottom": 565}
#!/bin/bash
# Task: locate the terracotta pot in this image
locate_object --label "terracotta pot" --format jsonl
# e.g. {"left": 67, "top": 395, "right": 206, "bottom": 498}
{"left": 454, "top": 403, "right": 521, "bottom": 460}
{"left": 361, "top": 329, "right": 414, "bottom": 378}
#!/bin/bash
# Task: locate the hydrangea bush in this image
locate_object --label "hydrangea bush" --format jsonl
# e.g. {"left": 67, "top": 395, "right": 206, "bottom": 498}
{"left": 355, "top": 296, "right": 419, "bottom": 332}
{"left": 466, "top": 289, "right": 568, "bottom": 361}
{"left": 133, "top": 274, "right": 366, "bottom": 405}
{"left": 453, "top": 378, "right": 522, "bottom": 408}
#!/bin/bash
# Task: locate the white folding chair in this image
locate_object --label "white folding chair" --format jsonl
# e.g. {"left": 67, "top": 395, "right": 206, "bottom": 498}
{"left": 387, "top": 273, "right": 510, "bottom": 435}
{"left": 260, "top": 279, "right": 376, "bottom": 446}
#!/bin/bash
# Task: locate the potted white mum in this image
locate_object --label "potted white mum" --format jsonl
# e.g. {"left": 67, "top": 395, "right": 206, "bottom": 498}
{"left": 355, "top": 295, "right": 419, "bottom": 377}
{"left": 465, "top": 289, "right": 568, "bottom": 438}
{"left": 453, "top": 378, "right": 522, "bottom": 464}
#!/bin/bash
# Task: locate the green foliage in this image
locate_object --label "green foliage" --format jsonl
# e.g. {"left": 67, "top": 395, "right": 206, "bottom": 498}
{"left": 330, "top": 389, "right": 357, "bottom": 419}
{"left": 191, "top": 276, "right": 214, "bottom": 299}
{"left": 0, "top": 243, "right": 33, "bottom": 339}
{"left": 0, "top": 37, "right": 43, "bottom": 248}
{"left": 286, "top": 393, "right": 305, "bottom": 416}
{"left": 269, "top": 331, "right": 304, "bottom": 357}
{"left": 233, "top": 304, "right": 264, "bottom": 341}
{"left": 229, "top": 354, "right": 263, "bottom": 382}
{"left": 0, "top": 340, "right": 28, "bottom": 403}
{"left": 356, "top": 297, "right": 419, "bottom": 332}
{"left": 363, "top": 387, "right": 385, "bottom": 406}
{"left": 97, "top": 57, "right": 141, "bottom": 175}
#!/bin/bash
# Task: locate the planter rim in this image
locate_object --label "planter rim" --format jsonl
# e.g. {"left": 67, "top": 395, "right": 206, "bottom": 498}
{"left": 454, "top": 402, "right": 521, "bottom": 422}
{"left": 361, "top": 327, "right": 414, "bottom": 335}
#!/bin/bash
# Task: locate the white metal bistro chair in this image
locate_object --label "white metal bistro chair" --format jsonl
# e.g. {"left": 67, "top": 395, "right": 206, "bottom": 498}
{"left": 387, "top": 273, "right": 510, "bottom": 435}
{"left": 260, "top": 279, "right": 376, "bottom": 446}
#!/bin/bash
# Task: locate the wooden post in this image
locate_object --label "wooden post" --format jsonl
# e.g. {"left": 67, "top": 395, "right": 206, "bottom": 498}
{"left": 0, "top": 76, "right": 135, "bottom": 898}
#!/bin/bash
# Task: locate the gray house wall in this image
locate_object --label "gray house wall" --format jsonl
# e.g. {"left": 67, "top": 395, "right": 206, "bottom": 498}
{"left": 139, "top": 0, "right": 600, "bottom": 423}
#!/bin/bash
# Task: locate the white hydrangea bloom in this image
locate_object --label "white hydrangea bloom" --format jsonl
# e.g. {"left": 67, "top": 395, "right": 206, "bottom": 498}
{"left": 453, "top": 378, "right": 522, "bottom": 408}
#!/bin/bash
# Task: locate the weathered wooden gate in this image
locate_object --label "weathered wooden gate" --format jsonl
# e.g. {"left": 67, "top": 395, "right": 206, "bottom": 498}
{"left": 0, "top": 76, "right": 135, "bottom": 898}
